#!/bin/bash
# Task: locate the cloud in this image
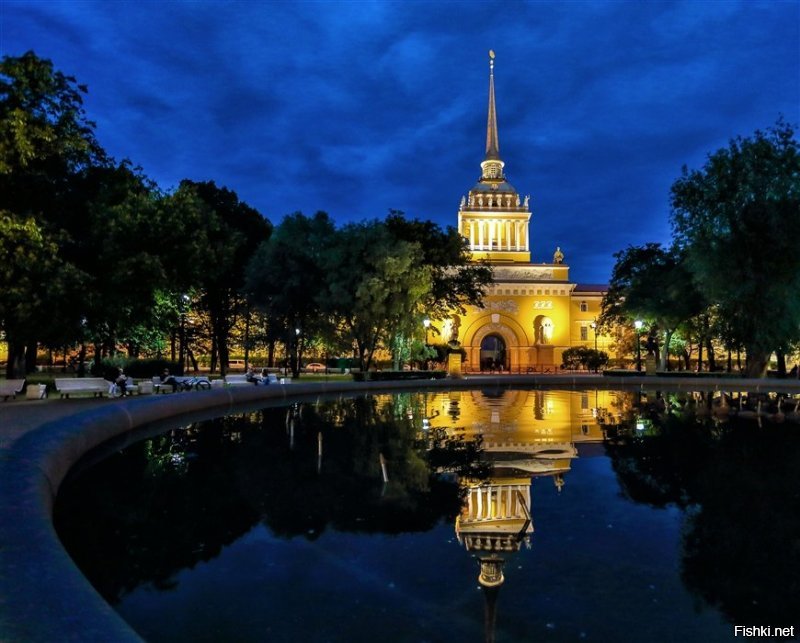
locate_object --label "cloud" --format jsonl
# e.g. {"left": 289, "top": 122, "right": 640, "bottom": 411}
{"left": 3, "top": 0, "right": 798, "bottom": 282}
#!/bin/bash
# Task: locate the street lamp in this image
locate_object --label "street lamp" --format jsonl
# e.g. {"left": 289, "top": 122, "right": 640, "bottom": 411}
{"left": 422, "top": 318, "right": 431, "bottom": 370}
{"left": 179, "top": 294, "right": 190, "bottom": 374}
{"left": 634, "top": 320, "right": 643, "bottom": 372}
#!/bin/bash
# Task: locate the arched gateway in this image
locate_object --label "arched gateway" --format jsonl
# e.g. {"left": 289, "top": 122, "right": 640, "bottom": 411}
{"left": 480, "top": 334, "right": 506, "bottom": 371}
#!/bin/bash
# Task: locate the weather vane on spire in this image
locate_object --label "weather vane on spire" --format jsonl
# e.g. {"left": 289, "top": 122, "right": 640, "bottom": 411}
{"left": 489, "top": 49, "right": 495, "bottom": 72}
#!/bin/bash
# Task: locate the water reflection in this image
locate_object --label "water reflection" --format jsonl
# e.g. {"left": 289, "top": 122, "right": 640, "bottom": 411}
{"left": 53, "top": 389, "right": 800, "bottom": 641}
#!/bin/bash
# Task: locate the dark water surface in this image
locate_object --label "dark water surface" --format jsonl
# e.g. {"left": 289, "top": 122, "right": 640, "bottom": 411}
{"left": 54, "top": 389, "right": 800, "bottom": 642}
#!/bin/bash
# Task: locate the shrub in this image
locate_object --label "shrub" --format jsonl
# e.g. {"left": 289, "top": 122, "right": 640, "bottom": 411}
{"left": 561, "top": 346, "right": 609, "bottom": 371}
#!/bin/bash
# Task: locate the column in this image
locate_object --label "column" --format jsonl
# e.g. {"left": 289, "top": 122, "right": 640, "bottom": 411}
{"left": 523, "top": 222, "right": 529, "bottom": 250}
{"left": 505, "top": 221, "right": 511, "bottom": 250}
{"left": 488, "top": 221, "right": 494, "bottom": 250}
{"left": 478, "top": 221, "right": 484, "bottom": 249}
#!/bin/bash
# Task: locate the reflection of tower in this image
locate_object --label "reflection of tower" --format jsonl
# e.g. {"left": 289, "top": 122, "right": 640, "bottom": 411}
{"left": 456, "top": 482, "right": 533, "bottom": 559}
{"left": 456, "top": 480, "right": 532, "bottom": 642}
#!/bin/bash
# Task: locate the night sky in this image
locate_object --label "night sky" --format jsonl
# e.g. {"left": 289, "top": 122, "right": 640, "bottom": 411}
{"left": 3, "top": 1, "right": 798, "bottom": 283}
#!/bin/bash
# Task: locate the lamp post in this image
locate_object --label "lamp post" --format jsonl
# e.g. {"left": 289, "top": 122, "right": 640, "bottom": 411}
{"left": 422, "top": 318, "right": 431, "bottom": 370}
{"left": 634, "top": 320, "right": 643, "bottom": 372}
{"left": 590, "top": 321, "right": 598, "bottom": 372}
{"left": 293, "top": 327, "right": 300, "bottom": 376}
{"left": 179, "top": 294, "right": 189, "bottom": 375}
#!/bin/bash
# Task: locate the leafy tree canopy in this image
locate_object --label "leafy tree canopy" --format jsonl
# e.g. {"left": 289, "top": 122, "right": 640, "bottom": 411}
{"left": 600, "top": 243, "right": 703, "bottom": 368}
{"left": 385, "top": 210, "right": 491, "bottom": 317}
{"left": 670, "top": 119, "right": 800, "bottom": 376}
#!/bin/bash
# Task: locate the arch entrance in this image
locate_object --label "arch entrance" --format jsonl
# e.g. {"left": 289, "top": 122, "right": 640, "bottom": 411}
{"left": 480, "top": 334, "right": 507, "bottom": 371}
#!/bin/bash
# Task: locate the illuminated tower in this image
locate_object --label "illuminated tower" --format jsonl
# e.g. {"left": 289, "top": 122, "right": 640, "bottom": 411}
{"left": 458, "top": 50, "right": 532, "bottom": 263}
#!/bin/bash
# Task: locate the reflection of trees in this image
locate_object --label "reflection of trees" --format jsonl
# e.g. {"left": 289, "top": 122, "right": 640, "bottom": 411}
{"left": 54, "top": 395, "right": 472, "bottom": 604}
{"left": 54, "top": 419, "right": 261, "bottom": 603}
{"left": 681, "top": 424, "right": 800, "bottom": 627}
{"left": 604, "top": 412, "right": 715, "bottom": 507}
{"left": 605, "top": 413, "right": 800, "bottom": 627}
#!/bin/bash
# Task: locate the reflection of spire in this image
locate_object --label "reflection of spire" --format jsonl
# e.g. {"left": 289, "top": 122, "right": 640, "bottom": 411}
{"left": 482, "top": 584, "right": 500, "bottom": 643}
{"left": 554, "top": 473, "right": 565, "bottom": 493}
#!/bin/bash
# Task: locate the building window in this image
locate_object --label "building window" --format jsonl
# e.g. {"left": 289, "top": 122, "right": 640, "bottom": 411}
{"left": 580, "top": 301, "right": 588, "bottom": 312}
{"left": 580, "top": 326, "right": 588, "bottom": 341}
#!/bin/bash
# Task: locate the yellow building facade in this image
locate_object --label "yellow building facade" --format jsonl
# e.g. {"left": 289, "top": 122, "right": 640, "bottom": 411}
{"left": 449, "top": 53, "right": 609, "bottom": 372}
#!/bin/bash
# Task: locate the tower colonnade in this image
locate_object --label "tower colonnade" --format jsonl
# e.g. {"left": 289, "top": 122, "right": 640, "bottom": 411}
{"left": 461, "top": 218, "right": 530, "bottom": 252}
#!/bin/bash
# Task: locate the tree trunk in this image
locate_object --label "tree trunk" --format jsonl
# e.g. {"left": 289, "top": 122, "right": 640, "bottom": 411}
{"left": 77, "top": 343, "right": 87, "bottom": 377}
{"left": 696, "top": 338, "right": 703, "bottom": 372}
{"left": 776, "top": 350, "right": 786, "bottom": 378}
{"left": 24, "top": 338, "right": 37, "bottom": 374}
{"left": 6, "top": 338, "right": 25, "bottom": 379}
{"left": 706, "top": 338, "right": 716, "bottom": 372}
{"left": 267, "top": 340, "right": 275, "bottom": 367}
{"left": 744, "top": 347, "right": 770, "bottom": 378}
{"left": 660, "top": 330, "right": 674, "bottom": 370}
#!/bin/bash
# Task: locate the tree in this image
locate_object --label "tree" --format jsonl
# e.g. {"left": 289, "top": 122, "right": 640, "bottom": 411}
{"left": 180, "top": 180, "right": 271, "bottom": 374}
{"left": 245, "top": 211, "right": 334, "bottom": 377}
{"left": 0, "top": 51, "right": 105, "bottom": 374}
{"left": 321, "top": 221, "right": 431, "bottom": 371}
{"left": 0, "top": 212, "right": 84, "bottom": 375}
{"left": 600, "top": 243, "right": 703, "bottom": 370}
{"left": 671, "top": 119, "right": 800, "bottom": 377}
{"left": 385, "top": 211, "right": 492, "bottom": 319}
{"left": 0, "top": 51, "right": 102, "bottom": 175}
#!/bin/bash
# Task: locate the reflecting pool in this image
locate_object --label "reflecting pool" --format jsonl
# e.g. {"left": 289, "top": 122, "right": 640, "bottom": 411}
{"left": 54, "top": 389, "right": 800, "bottom": 642}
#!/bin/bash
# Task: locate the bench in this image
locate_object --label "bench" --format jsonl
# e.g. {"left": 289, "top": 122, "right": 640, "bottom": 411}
{"left": 25, "top": 383, "right": 47, "bottom": 400}
{"left": 225, "top": 374, "right": 255, "bottom": 386}
{"left": 0, "top": 379, "right": 26, "bottom": 401}
{"left": 55, "top": 378, "right": 111, "bottom": 398}
{"left": 224, "top": 373, "right": 280, "bottom": 386}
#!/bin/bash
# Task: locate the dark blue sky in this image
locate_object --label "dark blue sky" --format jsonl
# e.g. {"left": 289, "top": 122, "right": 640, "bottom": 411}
{"left": 3, "top": 1, "right": 798, "bottom": 283}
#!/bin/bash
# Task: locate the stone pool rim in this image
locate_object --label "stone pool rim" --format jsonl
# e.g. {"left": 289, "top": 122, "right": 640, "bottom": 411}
{"left": 2, "top": 375, "right": 799, "bottom": 642}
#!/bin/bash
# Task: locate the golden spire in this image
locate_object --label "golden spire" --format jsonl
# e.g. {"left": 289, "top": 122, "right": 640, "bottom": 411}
{"left": 485, "top": 50, "right": 500, "bottom": 162}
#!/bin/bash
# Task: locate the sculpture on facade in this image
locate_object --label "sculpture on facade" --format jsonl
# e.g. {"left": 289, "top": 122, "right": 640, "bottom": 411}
{"left": 449, "top": 314, "right": 461, "bottom": 342}
{"left": 535, "top": 317, "right": 553, "bottom": 344}
{"left": 553, "top": 246, "right": 564, "bottom": 264}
